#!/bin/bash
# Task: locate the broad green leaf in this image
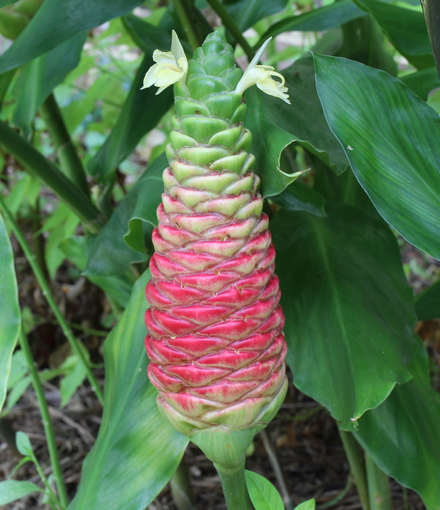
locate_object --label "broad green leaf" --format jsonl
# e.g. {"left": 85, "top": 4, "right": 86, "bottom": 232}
{"left": 224, "top": 0, "right": 288, "bottom": 32}
{"left": 68, "top": 270, "right": 188, "bottom": 510}
{"left": 354, "top": 0, "right": 433, "bottom": 69}
{"left": 85, "top": 154, "right": 165, "bottom": 276}
{"left": 259, "top": 0, "right": 365, "bottom": 44}
{"left": 415, "top": 281, "right": 440, "bottom": 320}
{"left": 314, "top": 54, "right": 440, "bottom": 260}
{"left": 60, "top": 236, "right": 133, "bottom": 309}
{"left": 294, "top": 500, "right": 316, "bottom": 510}
{"left": 246, "top": 57, "right": 348, "bottom": 197}
{"left": 15, "top": 431, "right": 33, "bottom": 456}
{"left": 401, "top": 67, "right": 440, "bottom": 101}
{"left": 0, "top": 480, "right": 42, "bottom": 505}
{"left": 355, "top": 344, "right": 440, "bottom": 510}
{"left": 11, "top": 31, "right": 86, "bottom": 130}
{"left": 0, "top": 213, "right": 21, "bottom": 411}
{"left": 245, "top": 471, "right": 284, "bottom": 510}
{"left": 87, "top": 19, "right": 173, "bottom": 181}
{"left": 271, "top": 205, "right": 419, "bottom": 429}
{"left": 271, "top": 181, "right": 326, "bottom": 217}
{"left": 0, "top": 0, "right": 144, "bottom": 73}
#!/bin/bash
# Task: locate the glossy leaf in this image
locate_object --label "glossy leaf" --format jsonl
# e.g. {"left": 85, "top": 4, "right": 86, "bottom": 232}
{"left": 259, "top": 0, "right": 365, "bottom": 44}
{"left": 294, "top": 500, "right": 316, "bottom": 510}
{"left": 11, "top": 31, "right": 86, "bottom": 129}
{"left": 224, "top": 0, "right": 287, "bottom": 32}
{"left": 415, "top": 281, "right": 440, "bottom": 320}
{"left": 355, "top": 344, "right": 440, "bottom": 510}
{"left": 314, "top": 54, "right": 440, "bottom": 260}
{"left": 0, "top": 481, "right": 42, "bottom": 505}
{"left": 271, "top": 205, "right": 418, "bottom": 430}
{"left": 69, "top": 270, "right": 188, "bottom": 510}
{"left": 0, "top": 0, "right": 144, "bottom": 73}
{"left": 354, "top": 0, "right": 433, "bottom": 69}
{"left": 0, "top": 213, "right": 21, "bottom": 412}
{"left": 245, "top": 57, "right": 348, "bottom": 197}
{"left": 401, "top": 67, "right": 440, "bottom": 101}
{"left": 245, "top": 471, "right": 284, "bottom": 510}
{"left": 271, "top": 180, "right": 326, "bottom": 218}
{"left": 85, "top": 154, "right": 165, "bottom": 276}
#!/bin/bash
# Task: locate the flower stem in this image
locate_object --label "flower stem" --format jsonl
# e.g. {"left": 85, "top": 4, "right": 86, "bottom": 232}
{"left": 0, "top": 120, "right": 104, "bottom": 232}
{"left": 365, "top": 453, "right": 392, "bottom": 510}
{"left": 0, "top": 196, "right": 105, "bottom": 406}
{"left": 173, "top": 0, "right": 203, "bottom": 51}
{"left": 215, "top": 461, "right": 253, "bottom": 510}
{"left": 339, "top": 430, "right": 370, "bottom": 510}
{"left": 39, "top": 93, "right": 89, "bottom": 197}
{"left": 205, "top": 0, "right": 254, "bottom": 61}
{"left": 18, "top": 327, "right": 68, "bottom": 509}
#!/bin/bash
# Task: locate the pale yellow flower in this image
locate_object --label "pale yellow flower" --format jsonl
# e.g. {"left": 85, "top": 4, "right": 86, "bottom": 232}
{"left": 235, "top": 38, "right": 290, "bottom": 104}
{"left": 141, "top": 30, "right": 188, "bottom": 94}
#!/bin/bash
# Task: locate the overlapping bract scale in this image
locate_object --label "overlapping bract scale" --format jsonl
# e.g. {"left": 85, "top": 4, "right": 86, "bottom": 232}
{"left": 144, "top": 31, "right": 287, "bottom": 437}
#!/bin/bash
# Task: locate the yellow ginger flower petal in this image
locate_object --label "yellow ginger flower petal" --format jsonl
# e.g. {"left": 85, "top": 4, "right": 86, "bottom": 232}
{"left": 141, "top": 30, "right": 188, "bottom": 94}
{"left": 235, "top": 38, "right": 290, "bottom": 104}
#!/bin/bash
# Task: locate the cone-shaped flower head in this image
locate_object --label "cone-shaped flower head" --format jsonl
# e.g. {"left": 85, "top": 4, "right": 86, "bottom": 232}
{"left": 143, "top": 31, "right": 289, "bottom": 468}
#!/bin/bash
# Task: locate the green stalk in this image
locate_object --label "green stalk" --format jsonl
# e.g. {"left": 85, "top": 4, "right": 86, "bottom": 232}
{"left": 173, "top": 0, "right": 203, "bottom": 50}
{"left": 39, "top": 94, "right": 89, "bottom": 196}
{"left": 204, "top": 0, "right": 254, "bottom": 60}
{"left": 339, "top": 430, "right": 370, "bottom": 510}
{"left": 0, "top": 120, "right": 103, "bottom": 232}
{"left": 0, "top": 197, "right": 105, "bottom": 406}
{"left": 170, "top": 458, "right": 195, "bottom": 510}
{"left": 215, "top": 462, "right": 253, "bottom": 510}
{"left": 18, "top": 327, "right": 68, "bottom": 509}
{"left": 421, "top": 0, "right": 440, "bottom": 79}
{"left": 365, "top": 453, "right": 392, "bottom": 510}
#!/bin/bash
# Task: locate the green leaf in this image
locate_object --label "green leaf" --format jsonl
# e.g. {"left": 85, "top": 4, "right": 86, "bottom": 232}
{"left": 11, "top": 31, "right": 86, "bottom": 130}
{"left": 15, "top": 431, "right": 33, "bottom": 456}
{"left": 85, "top": 154, "right": 165, "bottom": 276}
{"left": 354, "top": 0, "right": 433, "bottom": 69}
{"left": 0, "top": 480, "right": 42, "bottom": 505}
{"left": 246, "top": 57, "right": 348, "bottom": 198}
{"left": 355, "top": 344, "right": 440, "bottom": 510}
{"left": 0, "top": 0, "right": 18, "bottom": 7}
{"left": 0, "top": 213, "right": 21, "bottom": 412}
{"left": 60, "top": 354, "right": 88, "bottom": 407}
{"left": 245, "top": 471, "right": 284, "bottom": 510}
{"left": 224, "top": 0, "right": 288, "bottom": 32}
{"left": 415, "top": 281, "right": 440, "bottom": 320}
{"left": 271, "top": 205, "right": 419, "bottom": 430}
{"left": 259, "top": 0, "right": 365, "bottom": 43}
{"left": 0, "top": 0, "right": 144, "bottom": 73}
{"left": 314, "top": 54, "right": 440, "bottom": 260}
{"left": 87, "top": 20, "right": 173, "bottom": 181}
{"left": 271, "top": 181, "right": 326, "bottom": 218}
{"left": 68, "top": 270, "right": 188, "bottom": 510}
{"left": 400, "top": 67, "right": 440, "bottom": 101}
{"left": 294, "top": 500, "right": 316, "bottom": 510}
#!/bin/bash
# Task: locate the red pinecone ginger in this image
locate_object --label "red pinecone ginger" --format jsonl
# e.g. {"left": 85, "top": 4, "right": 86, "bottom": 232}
{"left": 143, "top": 31, "right": 289, "bottom": 467}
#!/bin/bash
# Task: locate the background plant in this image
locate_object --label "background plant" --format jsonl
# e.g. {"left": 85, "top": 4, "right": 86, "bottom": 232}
{"left": 0, "top": 0, "right": 439, "bottom": 509}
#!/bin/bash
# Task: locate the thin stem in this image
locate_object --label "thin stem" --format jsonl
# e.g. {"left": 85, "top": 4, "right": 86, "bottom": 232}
{"left": 173, "top": 0, "right": 202, "bottom": 50}
{"left": 18, "top": 327, "right": 68, "bottom": 508}
{"left": 170, "top": 457, "right": 195, "bottom": 510}
{"left": 260, "top": 430, "right": 293, "bottom": 510}
{"left": 39, "top": 94, "right": 89, "bottom": 196}
{"left": 0, "top": 197, "right": 105, "bottom": 405}
{"left": 339, "top": 430, "right": 370, "bottom": 510}
{"left": 0, "top": 120, "right": 103, "bottom": 232}
{"left": 365, "top": 453, "right": 392, "bottom": 510}
{"left": 205, "top": 0, "right": 254, "bottom": 60}
{"left": 215, "top": 461, "right": 253, "bottom": 510}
